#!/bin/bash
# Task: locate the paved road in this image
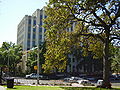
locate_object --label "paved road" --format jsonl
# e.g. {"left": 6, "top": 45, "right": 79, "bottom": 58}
{"left": 14, "top": 78, "right": 120, "bottom": 87}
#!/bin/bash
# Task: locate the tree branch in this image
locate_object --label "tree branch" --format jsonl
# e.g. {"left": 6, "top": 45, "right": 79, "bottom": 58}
{"left": 92, "top": 11, "right": 108, "bottom": 28}
{"left": 74, "top": 33, "right": 105, "bottom": 43}
{"left": 109, "top": 37, "right": 120, "bottom": 42}
{"left": 66, "top": 3, "right": 103, "bottom": 27}
{"left": 109, "top": 3, "right": 120, "bottom": 27}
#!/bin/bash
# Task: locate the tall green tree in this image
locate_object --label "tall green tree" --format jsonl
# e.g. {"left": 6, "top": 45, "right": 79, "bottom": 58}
{"left": 43, "top": 7, "right": 72, "bottom": 73}
{"left": 44, "top": 0, "right": 120, "bottom": 88}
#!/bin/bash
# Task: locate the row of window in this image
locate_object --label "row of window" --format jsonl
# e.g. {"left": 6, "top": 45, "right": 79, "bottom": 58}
{"left": 27, "top": 40, "right": 40, "bottom": 48}
{"left": 69, "top": 65, "right": 76, "bottom": 72}
{"left": 68, "top": 57, "right": 75, "bottom": 63}
{"left": 40, "top": 15, "right": 47, "bottom": 19}
{"left": 28, "top": 33, "right": 42, "bottom": 39}
{"left": 28, "top": 26, "right": 46, "bottom": 33}
{"left": 28, "top": 19, "right": 36, "bottom": 25}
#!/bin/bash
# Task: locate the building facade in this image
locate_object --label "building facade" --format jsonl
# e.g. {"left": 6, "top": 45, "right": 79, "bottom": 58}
{"left": 17, "top": 9, "right": 46, "bottom": 51}
{"left": 17, "top": 8, "right": 46, "bottom": 73}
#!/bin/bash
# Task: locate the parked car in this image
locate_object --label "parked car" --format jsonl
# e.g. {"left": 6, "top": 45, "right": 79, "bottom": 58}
{"left": 64, "top": 78, "right": 71, "bottom": 82}
{"left": 64, "top": 77, "right": 84, "bottom": 83}
{"left": 86, "top": 77, "right": 96, "bottom": 81}
{"left": 77, "top": 79, "right": 94, "bottom": 86}
{"left": 25, "top": 73, "right": 44, "bottom": 79}
{"left": 96, "top": 79, "right": 111, "bottom": 88}
{"left": 96, "top": 80, "right": 104, "bottom": 87}
{"left": 110, "top": 74, "right": 120, "bottom": 80}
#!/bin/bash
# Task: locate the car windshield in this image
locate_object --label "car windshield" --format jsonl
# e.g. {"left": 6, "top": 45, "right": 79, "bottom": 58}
{"left": 30, "top": 73, "right": 36, "bottom": 75}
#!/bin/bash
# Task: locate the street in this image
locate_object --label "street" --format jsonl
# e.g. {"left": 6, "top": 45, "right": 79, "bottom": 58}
{"left": 13, "top": 77, "right": 120, "bottom": 87}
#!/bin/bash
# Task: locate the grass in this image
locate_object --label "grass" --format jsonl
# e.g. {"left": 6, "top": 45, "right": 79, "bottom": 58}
{"left": 5, "top": 86, "right": 120, "bottom": 90}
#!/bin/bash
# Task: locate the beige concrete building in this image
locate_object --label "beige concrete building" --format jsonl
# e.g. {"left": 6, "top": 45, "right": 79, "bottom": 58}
{"left": 17, "top": 8, "right": 46, "bottom": 73}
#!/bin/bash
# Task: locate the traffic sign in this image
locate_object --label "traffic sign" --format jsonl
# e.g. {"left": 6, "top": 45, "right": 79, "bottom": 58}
{"left": 34, "top": 66, "right": 38, "bottom": 70}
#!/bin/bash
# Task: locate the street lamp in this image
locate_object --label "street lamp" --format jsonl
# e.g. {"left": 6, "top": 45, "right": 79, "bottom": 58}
{"left": 33, "top": 24, "right": 41, "bottom": 85}
{"left": 37, "top": 40, "right": 40, "bottom": 85}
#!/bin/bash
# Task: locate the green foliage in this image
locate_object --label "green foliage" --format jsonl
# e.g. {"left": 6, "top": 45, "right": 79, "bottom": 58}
{"left": 43, "top": 30, "right": 72, "bottom": 73}
{"left": 26, "top": 49, "right": 37, "bottom": 73}
{"left": 42, "top": 3, "right": 74, "bottom": 73}
{"left": 0, "top": 42, "right": 23, "bottom": 75}
{"left": 26, "top": 43, "right": 46, "bottom": 73}
{"left": 111, "top": 47, "right": 120, "bottom": 73}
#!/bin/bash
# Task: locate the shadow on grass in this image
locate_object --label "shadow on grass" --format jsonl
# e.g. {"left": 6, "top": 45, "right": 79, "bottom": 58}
{"left": 60, "top": 87, "right": 120, "bottom": 90}
{"left": 7, "top": 87, "right": 17, "bottom": 89}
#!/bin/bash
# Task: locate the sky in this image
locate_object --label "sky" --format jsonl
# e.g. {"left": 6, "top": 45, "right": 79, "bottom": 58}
{"left": 0, "top": 0, "right": 49, "bottom": 46}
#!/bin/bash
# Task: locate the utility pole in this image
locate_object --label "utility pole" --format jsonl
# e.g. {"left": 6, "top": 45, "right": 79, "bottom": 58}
{"left": 37, "top": 40, "right": 40, "bottom": 85}
{"left": 36, "top": 24, "right": 40, "bottom": 85}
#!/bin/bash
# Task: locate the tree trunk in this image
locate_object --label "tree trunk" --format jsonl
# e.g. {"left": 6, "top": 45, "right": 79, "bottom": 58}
{"left": 0, "top": 67, "right": 2, "bottom": 84}
{"left": 103, "top": 36, "right": 111, "bottom": 88}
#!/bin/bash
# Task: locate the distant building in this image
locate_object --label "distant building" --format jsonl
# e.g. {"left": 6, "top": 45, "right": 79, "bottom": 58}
{"left": 65, "top": 22, "right": 103, "bottom": 75}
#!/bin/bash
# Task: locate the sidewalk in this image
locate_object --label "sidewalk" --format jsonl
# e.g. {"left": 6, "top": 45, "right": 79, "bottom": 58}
{"left": 0, "top": 86, "right": 6, "bottom": 90}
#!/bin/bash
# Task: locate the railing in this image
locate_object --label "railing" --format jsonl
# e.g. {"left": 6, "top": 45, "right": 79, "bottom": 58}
{"left": 13, "top": 77, "right": 72, "bottom": 86}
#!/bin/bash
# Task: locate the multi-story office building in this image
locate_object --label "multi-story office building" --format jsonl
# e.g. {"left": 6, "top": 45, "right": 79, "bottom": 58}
{"left": 17, "top": 9, "right": 46, "bottom": 51}
{"left": 17, "top": 8, "right": 46, "bottom": 72}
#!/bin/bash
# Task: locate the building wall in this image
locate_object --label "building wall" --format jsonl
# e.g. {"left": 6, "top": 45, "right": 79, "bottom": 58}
{"left": 17, "top": 8, "right": 46, "bottom": 73}
{"left": 17, "top": 9, "right": 46, "bottom": 51}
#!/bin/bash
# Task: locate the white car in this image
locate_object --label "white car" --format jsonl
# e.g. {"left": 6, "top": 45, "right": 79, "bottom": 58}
{"left": 86, "top": 77, "right": 96, "bottom": 81}
{"left": 77, "top": 80, "right": 94, "bottom": 86}
{"left": 96, "top": 80, "right": 103, "bottom": 87}
{"left": 25, "top": 73, "right": 43, "bottom": 79}
{"left": 96, "top": 79, "right": 111, "bottom": 88}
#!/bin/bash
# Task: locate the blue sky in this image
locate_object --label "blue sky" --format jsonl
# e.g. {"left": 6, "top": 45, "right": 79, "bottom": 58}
{"left": 0, "top": 0, "right": 49, "bottom": 46}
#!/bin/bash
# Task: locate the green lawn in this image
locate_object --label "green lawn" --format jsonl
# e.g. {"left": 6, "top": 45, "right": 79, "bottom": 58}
{"left": 6, "top": 86, "right": 120, "bottom": 90}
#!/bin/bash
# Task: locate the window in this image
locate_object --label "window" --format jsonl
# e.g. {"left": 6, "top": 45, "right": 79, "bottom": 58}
{"left": 44, "top": 29, "right": 46, "bottom": 32}
{"left": 39, "top": 35, "right": 42, "bottom": 39}
{"left": 73, "top": 65, "right": 75, "bottom": 72}
{"left": 69, "top": 64, "right": 71, "bottom": 68}
{"left": 28, "top": 33, "right": 30, "bottom": 39}
{"left": 33, "top": 28, "right": 36, "bottom": 32}
{"left": 40, "top": 19, "right": 42, "bottom": 25}
{"left": 40, "top": 15, "right": 42, "bottom": 19}
{"left": 28, "top": 19, "right": 31, "bottom": 24}
{"left": 69, "top": 64, "right": 71, "bottom": 72}
{"left": 33, "top": 20, "right": 36, "bottom": 25}
{"left": 27, "top": 41, "right": 30, "bottom": 46}
{"left": 39, "top": 28, "right": 42, "bottom": 32}
{"left": 32, "top": 41, "right": 35, "bottom": 46}
{"left": 44, "top": 16, "right": 47, "bottom": 18}
{"left": 71, "top": 25, "right": 73, "bottom": 31}
{"left": 73, "top": 58, "right": 75, "bottom": 62}
{"left": 28, "top": 26, "right": 31, "bottom": 32}
{"left": 68, "top": 58, "right": 71, "bottom": 64}
{"left": 33, "top": 34, "right": 36, "bottom": 39}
